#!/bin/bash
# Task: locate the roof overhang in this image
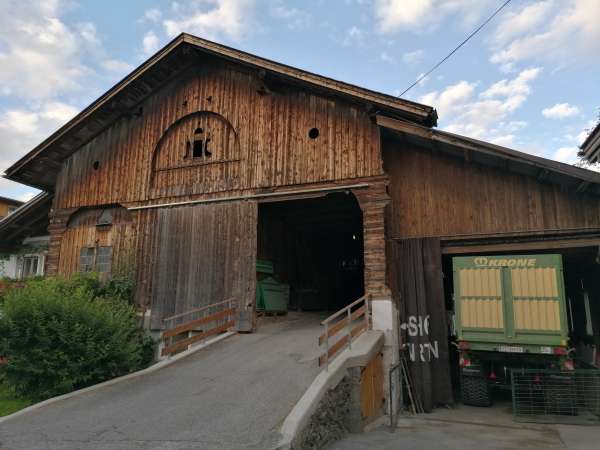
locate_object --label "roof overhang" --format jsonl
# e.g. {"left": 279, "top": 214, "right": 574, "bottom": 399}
{"left": 377, "top": 115, "right": 600, "bottom": 196}
{"left": 0, "top": 196, "right": 23, "bottom": 207}
{"left": 579, "top": 122, "right": 600, "bottom": 163}
{"left": 3, "top": 33, "right": 436, "bottom": 191}
{"left": 0, "top": 192, "right": 53, "bottom": 251}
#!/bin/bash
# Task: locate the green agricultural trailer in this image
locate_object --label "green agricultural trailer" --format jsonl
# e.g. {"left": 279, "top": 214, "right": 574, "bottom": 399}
{"left": 452, "top": 254, "right": 573, "bottom": 406}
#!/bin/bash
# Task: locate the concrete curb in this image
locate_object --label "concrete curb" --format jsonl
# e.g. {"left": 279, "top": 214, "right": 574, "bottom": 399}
{"left": 0, "top": 331, "right": 236, "bottom": 424}
{"left": 277, "top": 331, "right": 384, "bottom": 449}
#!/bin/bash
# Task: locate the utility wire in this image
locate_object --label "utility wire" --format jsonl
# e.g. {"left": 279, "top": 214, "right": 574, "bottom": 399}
{"left": 399, "top": 0, "right": 513, "bottom": 97}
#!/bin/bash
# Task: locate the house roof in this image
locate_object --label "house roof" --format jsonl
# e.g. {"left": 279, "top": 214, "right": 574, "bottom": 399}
{"left": 0, "top": 192, "right": 52, "bottom": 251}
{"left": 579, "top": 122, "right": 600, "bottom": 163}
{"left": 0, "top": 196, "right": 23, "bottom": 207}
{"left": 377, "top": 116, "right": 600, "bottom": 195}
{"left": 3, "top": 33, "right": 437, "bottom": 191}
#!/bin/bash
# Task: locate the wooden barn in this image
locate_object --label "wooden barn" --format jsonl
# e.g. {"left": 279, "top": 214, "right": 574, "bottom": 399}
{"left": 4, "top": 34, "right": 600, "bottom": 412}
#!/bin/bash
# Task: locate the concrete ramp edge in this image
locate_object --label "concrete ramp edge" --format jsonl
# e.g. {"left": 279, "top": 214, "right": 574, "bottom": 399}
{"left": 278, "top": 330, "right": 385, "bottom": 449}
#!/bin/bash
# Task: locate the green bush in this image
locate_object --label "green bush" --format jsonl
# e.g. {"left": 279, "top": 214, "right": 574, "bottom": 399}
{"left": 0, "top": 276, "right": 151, "bottom": 399}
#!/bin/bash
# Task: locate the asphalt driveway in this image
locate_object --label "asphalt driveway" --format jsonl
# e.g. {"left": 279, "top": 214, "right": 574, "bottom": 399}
{"left": 0, "top": 313, "right": 322, "bottom": 450}
{"left": 330, "top": 401, "right": 600, "bottom": 450}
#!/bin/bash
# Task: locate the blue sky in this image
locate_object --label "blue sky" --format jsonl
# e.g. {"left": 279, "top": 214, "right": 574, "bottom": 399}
{"left": 1, "top": 0, "right": 599, "bottom": 201}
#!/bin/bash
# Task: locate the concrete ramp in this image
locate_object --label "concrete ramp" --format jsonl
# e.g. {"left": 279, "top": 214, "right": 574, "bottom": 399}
{"left": 0, "top": 313, "right": 322, "bottom": 450}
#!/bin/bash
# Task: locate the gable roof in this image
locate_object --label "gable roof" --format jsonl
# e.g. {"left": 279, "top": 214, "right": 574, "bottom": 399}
{"left": 377, "top": 115, "right": 600, "bottom": 195}
{"left": 0, "top": 196, "right": 23, "bottom": 208}
{"left": 3, "top": 33, "right": 437, "bottom": 191}
{"left": 0, "top": 192, "right": 52, "bottom": 251}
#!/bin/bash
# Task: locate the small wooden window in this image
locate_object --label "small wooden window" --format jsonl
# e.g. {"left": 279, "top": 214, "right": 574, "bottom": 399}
{"left": 96, "top": 246, "right": 112, "bottom": 274}
{"left": 79, "top": 247, "right": 95, "bottom": 272}
{"left": 79, "top": 246, "right": 112, "bottom": 274}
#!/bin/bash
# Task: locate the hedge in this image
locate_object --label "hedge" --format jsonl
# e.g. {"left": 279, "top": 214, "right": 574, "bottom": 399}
{"left": 0, "top": 275, "right": 153, "bottom": 399}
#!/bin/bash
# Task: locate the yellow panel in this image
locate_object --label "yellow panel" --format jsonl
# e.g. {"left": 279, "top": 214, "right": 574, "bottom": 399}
{"left": 461, "top": 299, "right": 503, "bottom": 329}
{"left": 459, "top": 268, "right": 503, "bottom": 329}
{"left": 511, "top": 267, "right": 560, "bottom": 331}
{"left": 459, "top": 268, "right": 501, "bottom": 297}
{"left": 511, "top": 268, "right": 558, "bottom": 298}
{"left": 514, "top": 299, "right": 560, "bottom": 331}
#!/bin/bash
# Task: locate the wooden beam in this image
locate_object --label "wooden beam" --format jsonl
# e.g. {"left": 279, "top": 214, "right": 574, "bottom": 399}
{"left": 442, "top": 238, "right": 600, "bottom": 255}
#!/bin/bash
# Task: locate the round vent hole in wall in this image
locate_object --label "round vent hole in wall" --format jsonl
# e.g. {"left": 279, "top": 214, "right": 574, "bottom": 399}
{"left": 92, "top": 161, "right": 100, "bottom": 170}
{"left": 308, "top": 127, "right": 319, "bottom": 139}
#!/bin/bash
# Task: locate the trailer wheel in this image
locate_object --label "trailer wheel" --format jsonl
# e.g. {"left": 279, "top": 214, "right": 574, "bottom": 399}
{"left": 461, "top": 373, "right": 492, "bottom": 407}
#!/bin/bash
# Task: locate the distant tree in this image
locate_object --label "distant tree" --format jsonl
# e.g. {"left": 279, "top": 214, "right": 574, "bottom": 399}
{"left": 575, "top": 108, "right": 600, "bottom": 171}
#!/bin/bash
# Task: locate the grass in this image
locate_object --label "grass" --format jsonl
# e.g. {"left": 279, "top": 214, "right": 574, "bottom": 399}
{"left": 0, "top": 379, "right": 33, "bottom": 417}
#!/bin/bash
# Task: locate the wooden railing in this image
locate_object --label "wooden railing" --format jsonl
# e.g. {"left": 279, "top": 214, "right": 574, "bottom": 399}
{"left": 160, "top": 298, "right": 236, "bottom": 357}
{"left": 318, "top": 294, "right": 371, "bottom": 369}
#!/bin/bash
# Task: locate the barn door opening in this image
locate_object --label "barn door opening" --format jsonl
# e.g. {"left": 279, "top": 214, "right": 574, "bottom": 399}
{"left": 256, "top": 192, "right": 364, "bottom": 317}
{"left": 149, "top": 201, "right": 257, "bottom": 331}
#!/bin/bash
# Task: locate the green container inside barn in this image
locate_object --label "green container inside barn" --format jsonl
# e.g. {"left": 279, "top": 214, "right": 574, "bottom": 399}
{"left": 256, "top": 259, "right": 274, "bottom": 275}
{"left": 256, "top": 260, "right": 289, "bottom": 312}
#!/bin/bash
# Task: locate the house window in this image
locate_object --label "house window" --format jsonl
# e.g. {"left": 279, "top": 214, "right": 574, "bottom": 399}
{"left": 21, "top": 256, "right": 39, "bottom": 278}
{"left": 79, "top": 247, "right": 95, "bottom": 272}
{"left": 79, "top": 246, "right": 112, "bottom": 274}
{"left": 96, "top": 246, "right": 112, "bottom": 273}
{"left": 7, "top": 206, "right": 17, "bottom": 215}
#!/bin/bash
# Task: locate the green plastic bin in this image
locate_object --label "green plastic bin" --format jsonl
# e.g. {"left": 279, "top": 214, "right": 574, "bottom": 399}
{"left": 256, "top": 276, "right": 289, "bottom": 312}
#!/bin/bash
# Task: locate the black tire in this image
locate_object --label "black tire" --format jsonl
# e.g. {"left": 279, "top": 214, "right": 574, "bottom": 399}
{"left": 461, "top": 373, "right": 492, "bottom": 407}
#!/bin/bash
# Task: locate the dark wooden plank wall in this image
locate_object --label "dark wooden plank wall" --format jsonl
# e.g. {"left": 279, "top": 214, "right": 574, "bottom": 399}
{"left": 54, "top": 61, "right": 382, "bottom": 211}
{"left": 148, "top": 201, "right": 257, "bottom": 329}
{"left": 389, "top": 237, "right": 453, "bottom": 411}
{"left": 385, "top": 146, "right": 600, "bottom": 239}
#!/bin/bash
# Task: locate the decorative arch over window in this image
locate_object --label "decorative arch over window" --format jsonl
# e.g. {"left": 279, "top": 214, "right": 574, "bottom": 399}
{"left": 149, "top": 111, "right": 241, "bottom": 196}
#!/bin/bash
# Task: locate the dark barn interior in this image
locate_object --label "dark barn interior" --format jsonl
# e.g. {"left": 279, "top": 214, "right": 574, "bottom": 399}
{"left": 257, "top": 192, "right": 364, "bottom": 313}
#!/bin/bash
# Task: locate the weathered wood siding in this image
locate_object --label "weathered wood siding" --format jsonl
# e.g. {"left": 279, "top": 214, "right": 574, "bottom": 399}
{"left": 57, "top": 206, "right": 136, "bottom": 276}
{"left": 385, "top": 145, "right": 600, "bottom": 239}
{"left": 148, "top": 201, "right": 256, "bottom": 329}
{"left": 54, "top": 60, "right": 382, "bottom": 210}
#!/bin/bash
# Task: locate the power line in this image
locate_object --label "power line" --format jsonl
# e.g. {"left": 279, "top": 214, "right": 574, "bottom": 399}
{"left": 399, "top": 0, "right": 513, "bottom": 98}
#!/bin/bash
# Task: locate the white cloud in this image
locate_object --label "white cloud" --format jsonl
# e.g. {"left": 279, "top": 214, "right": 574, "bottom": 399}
{"left": 553, "top": 146, "right": 579, "bottom": 164}
{"left": 0, "top": 102, "right": 77, "bottom": 197}
{"left": 0, "top": 0, "right": 97, "bottom": 99}
{"left": 542, "top": 103, "right": 580, "bottom": 119}
{"left": 490, "top": 0, "right": 600, "bottom": 68}
{"left": 380, "top": 52, "right": 394, "bottom": 63}
{"left": 142, "top": 31, "right": 160, "bottom": 57}
{"left": 402, "top": 49, "right": 424, "bottom": 66}
{"left": 419, "top": 80, "right": 477, "bottom": 116}
{"left": 270, "top": 1, "right": 310, "bottom": 30}
{"left": 493, "top": 1, "right": 555, "bottom": 45}
{"left": 343, "top": 26, "right": 365, "bottom": 46}
{"left": 163, "top": 0, "right": 255, "bottom": 42}
{"left": 374, "top": 0, "right": 495, "bottom": 33}
{"left": 420, "top": 68, "right": 541, "bottom": 143}
{"left": 141, "top": 8, "right": 162, "bottom": 23}
{"left": 101, "top": 59, "right": 134, "bottom": 74}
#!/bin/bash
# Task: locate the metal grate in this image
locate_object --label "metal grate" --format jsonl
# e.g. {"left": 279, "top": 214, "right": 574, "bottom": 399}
{"left": 511, "top": 369, "right": 600, "bottom": 425}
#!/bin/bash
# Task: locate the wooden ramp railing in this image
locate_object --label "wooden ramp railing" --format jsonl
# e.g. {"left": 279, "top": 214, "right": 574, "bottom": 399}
{"left": 318, "top": 294, "right": 371, "bottom": 369}
{"left": 161, "top": 298, "right": 236, "bottom": 357}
